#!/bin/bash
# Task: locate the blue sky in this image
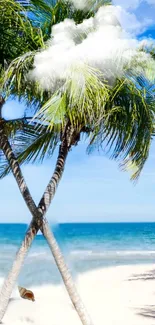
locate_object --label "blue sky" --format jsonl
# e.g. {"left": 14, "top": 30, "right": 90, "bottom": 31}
{"left": 1, "top": 0, "right": 155, "bottom": 223}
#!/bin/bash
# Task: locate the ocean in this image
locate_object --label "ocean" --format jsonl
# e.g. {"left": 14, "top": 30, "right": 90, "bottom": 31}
{"left": 1, "top": 222, "right": 155, "bottom": 287}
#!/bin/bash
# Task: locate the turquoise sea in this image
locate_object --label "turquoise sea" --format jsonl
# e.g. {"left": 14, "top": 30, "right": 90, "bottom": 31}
{"left": 1, "top": 222, "right": 155, "bottom": 286}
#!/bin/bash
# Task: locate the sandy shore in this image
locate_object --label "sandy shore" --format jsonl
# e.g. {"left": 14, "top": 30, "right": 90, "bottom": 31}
{"left": 2, "top": 264, "right": 155, "bottom": 325}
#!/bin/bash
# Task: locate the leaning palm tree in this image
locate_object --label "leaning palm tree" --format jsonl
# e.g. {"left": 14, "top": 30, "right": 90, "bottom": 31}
{"left": 1, "top": 59, "right": 155, "bottom": 325}
{"left": 0, "top": 98, "right": 93, "bottom": 325}
{"left": 1, "top": 0, "right": 155, "bottom": 324}
{"left": 0, "top": 1, "right": 105, "bottom": 324}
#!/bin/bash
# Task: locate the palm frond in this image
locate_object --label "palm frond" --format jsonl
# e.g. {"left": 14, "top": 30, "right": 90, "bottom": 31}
{"left": 0, "top": 150, "right": 9, "bottom": 179}
{"left": 1, "top": 51, "right": 49, "bottom": 110}
{"left": 87, "top": 76, "right": 155, "bottom": 179}
{"left": 0, "top": 0, "right": 45, "bottom": 70}
{"left": 14, "top": 123, "right": 60, "bottom": 164}
{"left": 29, "top": 0, "right": 110, "bottom": 28}
{"left": 0, "top": 119, "right": 61, "bottom": 179}
{"left": 34, "top": 64, "right": 110, "bottom": 130}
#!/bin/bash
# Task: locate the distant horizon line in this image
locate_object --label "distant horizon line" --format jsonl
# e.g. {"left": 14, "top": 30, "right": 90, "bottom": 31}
{"left": 0, "top": 221, "right": 155, "bottom": 225}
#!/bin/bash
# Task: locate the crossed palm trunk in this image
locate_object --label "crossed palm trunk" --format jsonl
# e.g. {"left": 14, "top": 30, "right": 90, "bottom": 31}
{"left": 0, "top": 125, "right": 93, "bottom": 325}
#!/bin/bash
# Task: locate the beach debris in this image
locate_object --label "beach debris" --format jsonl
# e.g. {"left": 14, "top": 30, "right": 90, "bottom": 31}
{"left": 18, "top": 286, "right": 35, "bottom": 302}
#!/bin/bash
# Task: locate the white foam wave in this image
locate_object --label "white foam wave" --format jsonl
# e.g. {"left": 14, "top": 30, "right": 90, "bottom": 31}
{"left": 26, "top": 249, "right": 155, "bottom": 261}
{"left": 70, "top": 250, "right": 155, "bottom": 258}
{"left": 71, "top": 249, "right": 155, "bottom": 256}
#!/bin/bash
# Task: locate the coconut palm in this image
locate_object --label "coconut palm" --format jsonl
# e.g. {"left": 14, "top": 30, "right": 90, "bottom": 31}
{"left": 0, "top": 98, "right": 93, "bottom": 325}
{"left": 0, "top": 1, "right": 102, "bottom": 324}
{"left": 1, "top": 59, "right": 155, "bottom": 325}
{"left": 0, "top": 0, "right": 155, "bottom": 324}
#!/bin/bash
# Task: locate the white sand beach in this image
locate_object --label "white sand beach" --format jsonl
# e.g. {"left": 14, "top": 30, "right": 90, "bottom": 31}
{"left": 2, "top": 264, "right": 155, "bottom": 325}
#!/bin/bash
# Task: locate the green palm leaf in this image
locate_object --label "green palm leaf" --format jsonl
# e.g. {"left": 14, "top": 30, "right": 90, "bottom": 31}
{"left": 0, "top": 119, "right": 60, "bottom": 178}
{"left": 89, "top": 76, "right": 155, "bottom": 179}
{"left": 0, "top": 0, "right": 44, "bottom": 71}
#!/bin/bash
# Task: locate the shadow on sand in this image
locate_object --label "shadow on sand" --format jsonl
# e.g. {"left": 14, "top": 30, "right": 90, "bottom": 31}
{"left": 8, "top": 297, "right": 19, "bottom": 304}
{"left": 137, "top": 306, "right": 155, "bottom": 319}
{"left": 127, "top": 268, "right": 155, "bottom": 320}
{"left": 128, "top": 268, "right": 155, "bottom": 281}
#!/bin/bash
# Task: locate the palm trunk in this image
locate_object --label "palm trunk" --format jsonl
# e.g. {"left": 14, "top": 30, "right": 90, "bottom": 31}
{"left": 38, "top": 137, "right": 69, "bottom": 214}
{"left": 0, "top": 100, "right": 41, "bottom": 319}
{"left": 42, "top": 219, "right": 93, "bottom": 325}
{"left": 0, "top": 219, "right": 40, "bottom": 321}
{"left": 0, "top": 132, "right": 38, "bottom": 218}
{"left": 39, "top": 140, "right": 93, "bottom": 325}
{"left": 0, "top": 137, "right": 69, "bottom": 321}
{"left": 0, "top": 130, "right": 93, "bottom": 325}
{"left": 0, "top": 133, "right": 41, "bottom": 321}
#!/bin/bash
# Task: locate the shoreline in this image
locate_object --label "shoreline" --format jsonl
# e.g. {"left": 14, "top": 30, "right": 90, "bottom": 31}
{"left": 2, "top": 263, "right": 155, "bottom": 325}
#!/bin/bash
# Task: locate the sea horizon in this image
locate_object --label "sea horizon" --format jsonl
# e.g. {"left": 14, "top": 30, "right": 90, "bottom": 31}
{"left": 1, "top": 221, "right": 155, "bottom": 224}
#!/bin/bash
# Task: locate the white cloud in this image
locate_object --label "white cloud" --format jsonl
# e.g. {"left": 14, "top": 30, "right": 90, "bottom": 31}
{"left": 30, "top": 5, "right": 155, "bottom": 93}
{"left": 115, "top": 5, "right": 153, "bottom": 35}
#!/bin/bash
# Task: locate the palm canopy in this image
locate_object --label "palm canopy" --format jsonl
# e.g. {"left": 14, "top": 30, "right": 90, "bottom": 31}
{"left": 1, "top": 0, "right": 155, "bottom": 180}
{"left": 0, "top": 0, "right": 110, "bottom": 104}
{"left": 0, "top": 0, "right": 107, "bottom": 175}
{"left": 2, "top": 62, "right": 155, "bottom": 180}
{"left": 24, "top": 73, "right": 155, "bottom": 180}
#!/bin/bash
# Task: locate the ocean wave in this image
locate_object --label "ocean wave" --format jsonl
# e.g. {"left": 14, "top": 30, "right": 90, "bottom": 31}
{"left": 24, "top": 249, "right": 155, "bottom": 261}
{"left": 70, "top": 250, "right": 155, "bottom": 258}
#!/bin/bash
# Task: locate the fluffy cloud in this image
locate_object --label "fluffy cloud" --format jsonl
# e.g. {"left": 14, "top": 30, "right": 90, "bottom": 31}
{"left": 115, "top": 5, "right": 153, "bottom": 35}
{"left": 30, "top": 5, "right": 155, "bottom": 92}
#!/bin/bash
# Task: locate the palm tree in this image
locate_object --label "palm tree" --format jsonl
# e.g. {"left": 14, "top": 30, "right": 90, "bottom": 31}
{"left": 0, "top": 0, "right": 155, "bottom": 324}
{"left": 1, "top": 62, "right": 155, "bottom": 325}
{"left": 0, "top": 1, "right": 100, "bottom": 324}
{"left": 0, "top": 98, "right": 93, "bottom": 325}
